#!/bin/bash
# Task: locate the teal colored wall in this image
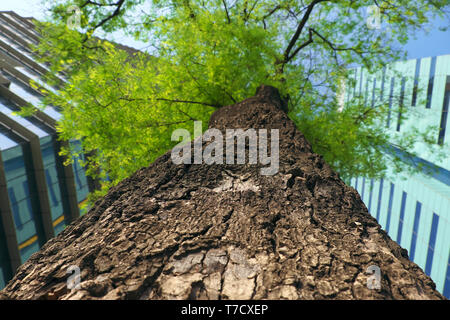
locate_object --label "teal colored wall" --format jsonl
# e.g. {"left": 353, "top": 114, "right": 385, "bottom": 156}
{"left": 347, "top": 54, "right": 450, "bottom": 298}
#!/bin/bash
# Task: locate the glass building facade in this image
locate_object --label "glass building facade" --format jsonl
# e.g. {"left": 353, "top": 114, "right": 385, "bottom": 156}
{"left": 0, "top": 11, "right": 93, "bottom": 289}
{"left": 344, "top": 55, "right": 450, "bottom": 298}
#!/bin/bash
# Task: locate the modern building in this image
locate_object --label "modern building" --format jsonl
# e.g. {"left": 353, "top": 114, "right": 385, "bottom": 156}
{"left": 0, "top": 11, "right": 95, "bottom": 289}
{"left": 344, "top": 55, "right": 450, "bottom": 298}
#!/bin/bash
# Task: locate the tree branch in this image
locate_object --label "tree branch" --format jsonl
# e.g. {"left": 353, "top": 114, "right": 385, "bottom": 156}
{"left": 82, "top": 0, "right": 126, "bottom": 42}
{"left": 81, "top": 0, "right": 123, "bottom": 9}
{"left": 286, "top": 28, "right": 314, "bottom": 62}
{"left": 222, "top": 0, "right": 231, "bottom": 23}
{"left": 119, "top": 96, "right": 220, "bottom": 108}
{"left": 246, "top": 0, "right": 261, "bottom": 21}
{"left": 156, "top": 97, "right": 220, "bottom": 109}
{"left": 261, "top": 4, "right": 281, "bottom": 29}
{"left": 282, "top": 0, "right": 328, "bottom": 68}
{"left": 145, "top": 119, "right": 194, "bottom": 128}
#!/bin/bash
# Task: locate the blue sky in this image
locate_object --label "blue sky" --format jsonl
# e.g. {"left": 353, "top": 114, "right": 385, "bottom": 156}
{"left": 404, "top": 16, "right": 450, "bottom": 59}
{"left": 1, "top": 0, "right": 450, "bottom": 58}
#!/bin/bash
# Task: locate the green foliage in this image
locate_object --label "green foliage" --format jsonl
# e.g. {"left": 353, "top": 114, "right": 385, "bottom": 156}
{"left": 30, "top": 0, "right": 450, "bottom": 202}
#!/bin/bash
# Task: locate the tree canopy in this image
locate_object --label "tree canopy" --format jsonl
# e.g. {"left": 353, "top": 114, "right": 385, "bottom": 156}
{"left": 28, "top": 0, "right": 450, "bottom": 202}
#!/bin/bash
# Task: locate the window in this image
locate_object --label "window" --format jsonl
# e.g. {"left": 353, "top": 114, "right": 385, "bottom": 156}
{"left": 21, "top": 181, "right": 36, "bottom": 226}
{"left": 364, "top": 78, "right": 369, "bottom": 106}
{"left": 368, "top": 179, "right": 374, "bottom": 213}
{"left": 3, "top": 148, "right": 40, "bottom": 248}
{"left": 444, "top": 251, "right": 450, "bottom": 298}
{"left": 371, "top": 78, "right": 377, "bottom": 108}
{"left": 359, "top": 68, "right": 363, "bottom": 97}
{"left": 0, "top": 215, "right": 12, "bottom": 288}
{"left": 45, "top": 169, "right": 59, "bottom": 207}
{"left": 376, "top": 179, "right": 384, "bottom": 221}
{"left": 396, "top": 77, "right": 406, "bottom": 132}
{"left": 410, "top": 201, "right": 422, "bottom": 262}
{"left": 70, "top": 141, "right": 89, "bottom": 203}
{"left": 426, "top": 56, "right": 437, "bottom": 109}
{"left": 438, "top": 76, "right": 450, "bottom": 145}
{"left": 380, "top": 67, "right": 386, "bottom": 101}
{"left": 387, "top": 77, "right": 395, "bottom": 128}
{"left": 425, "top": 213, "right": 439, "bottom": 276}
{"left": 7, "top": 187, "right": 22, "bottom": 228}
{"left": 72, "top": 157, "right": 83, "bottom": 189}
{"left": 347, "top": 69, "right": 357, "bottom": 104}
{"left": 41, "top": 138, "right": 64, "bottom": 218}
{"left": 411, "top": 59, "right": 421, "bottom": 107}
{"left": 388, "top": 144, "right": 450, "bottom": 186}
{"left": 361, "top": 177, "right": 366, "bottom": 201}
{"left": 385, "top": 183, "right": 395, "bottom": 233}
{"left": 396, "top": 191, "right": 407, "bottom": 243}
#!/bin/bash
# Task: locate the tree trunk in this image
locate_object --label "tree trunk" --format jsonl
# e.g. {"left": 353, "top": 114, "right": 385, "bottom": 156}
{"left": 0, "top": 85, "right": 444, "bottom": 300}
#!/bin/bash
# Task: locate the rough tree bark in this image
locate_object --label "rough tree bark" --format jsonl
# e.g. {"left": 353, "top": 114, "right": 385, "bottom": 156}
{"left": 0, "top": 85, "right": 445, "bottom": 300}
